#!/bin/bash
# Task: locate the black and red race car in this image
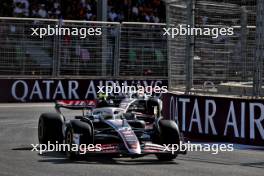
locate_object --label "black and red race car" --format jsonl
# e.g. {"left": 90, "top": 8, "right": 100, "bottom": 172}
{"left": 38, "top": 96, "right": 186, "bottom": 161}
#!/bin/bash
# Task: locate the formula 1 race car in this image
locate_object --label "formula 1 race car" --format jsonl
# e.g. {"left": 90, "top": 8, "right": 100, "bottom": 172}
{"left": 38, "top": 96, "right": 186, "bottom": 161}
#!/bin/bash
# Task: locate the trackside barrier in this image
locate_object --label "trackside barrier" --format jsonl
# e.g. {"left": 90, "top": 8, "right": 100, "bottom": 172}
{"left": 162, "top": 93, "right": 264, "bottom": 146}
{"left": 0, "top": 79, "right": 167, "bottom": 102}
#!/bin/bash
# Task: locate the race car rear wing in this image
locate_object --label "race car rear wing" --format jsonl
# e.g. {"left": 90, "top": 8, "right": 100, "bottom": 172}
{"left": 55, "top": 100, "right": 97, "bottom": 110}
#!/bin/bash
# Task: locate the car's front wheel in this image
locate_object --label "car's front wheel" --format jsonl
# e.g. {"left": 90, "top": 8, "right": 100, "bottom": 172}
{"left": 65, "top": 120, "right": 93, "bottom": 160}
{"left": 154, "top": 120, "right": 180, "bottom": 161}
{"left": 65, "top": 127, "right": 78, "bottom": 159}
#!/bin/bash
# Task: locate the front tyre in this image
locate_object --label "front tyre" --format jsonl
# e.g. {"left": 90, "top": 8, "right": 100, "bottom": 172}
{"left": 65, "top": 120, "right": 92, "bottom": 160}
{"left": 65, "top": 127, "right": 78, "bottom": 160}
{"left": 155, "top": 120, "right": 180, "bottom": 161}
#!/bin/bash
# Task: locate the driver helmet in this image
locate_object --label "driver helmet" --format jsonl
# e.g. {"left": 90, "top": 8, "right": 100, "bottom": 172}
{"left": 98, "top": 93, "right": 108, "bottom": 101}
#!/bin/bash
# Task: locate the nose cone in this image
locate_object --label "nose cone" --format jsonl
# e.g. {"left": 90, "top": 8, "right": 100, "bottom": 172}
{"left": 118, "top": 128, "right": 141, "bottom": 154}
{"left": 126, "top": 141, "right": 141, "bottom": 154}
{"left": 106, "top": 119, "right": 141, "bottom": 154}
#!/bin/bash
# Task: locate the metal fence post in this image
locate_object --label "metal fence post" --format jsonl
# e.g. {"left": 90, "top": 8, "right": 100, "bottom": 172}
{"left": 253, "top": 0, "right": 264, "bottom": 96}
{"left": 97, "top": 0, "right": 108, "bottom": 76}
{"left": 52, "top": 20, "right": 59, "bottom": 77}
{"left": 185, "top": 0, "right": 195, "bottom": 93}
{"left": 113, "top": 23, "right": 121, "bottom": 77}
{"left": 56, "top": 19, "right": 62, "bottom": 77}
{"left": 166, "top": 3, "right": 171, "bottom": 90}
{"left": 240, "top": 6, "right": 247, "bottom": 82}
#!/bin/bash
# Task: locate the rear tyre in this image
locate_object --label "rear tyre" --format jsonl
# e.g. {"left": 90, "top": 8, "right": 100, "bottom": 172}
{"left": 38, "top": 113, "right": 64, "bottom": 145}
{"left": 154, "top": 120, "right": 180, "bottom": 161}
{"left": 65, "top": 120, "right": 92, "bottom": 160}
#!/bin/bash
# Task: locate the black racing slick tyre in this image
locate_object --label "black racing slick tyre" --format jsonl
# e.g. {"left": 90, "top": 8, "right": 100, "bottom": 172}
{"left": 155, "top": 120, "right": 180, "bottom": 161}
{"left": 38, "top": 113, "right": 64, "bottom": 145}
{"left": 65, "top": 120, "right": 92, "bottom": 160}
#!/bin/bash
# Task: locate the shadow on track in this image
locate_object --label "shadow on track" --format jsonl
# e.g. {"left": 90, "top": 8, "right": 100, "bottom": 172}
{"left": 240, "top": 161, "right": 264, "bottom": 169}
{"left": 37, "top": 151, "right": 178, "bottom": 165}
{"left": 11, "top": 145, "right": 178, "bottom": 165}
{"left": 12, "top": 146, "right": 33, "bottom": 151}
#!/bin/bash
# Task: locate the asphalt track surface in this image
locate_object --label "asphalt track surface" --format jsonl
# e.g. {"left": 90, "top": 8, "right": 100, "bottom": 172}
{"left": 0, "top": 103, "right": 263, "bottom": 176}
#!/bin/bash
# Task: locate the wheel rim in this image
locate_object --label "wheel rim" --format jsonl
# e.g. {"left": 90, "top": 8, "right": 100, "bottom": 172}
{"left": 66, "top": 130, "right": 72, "bottom": 145}
{"left": 66, "top": 130, "right": 73, "bottom": 157}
